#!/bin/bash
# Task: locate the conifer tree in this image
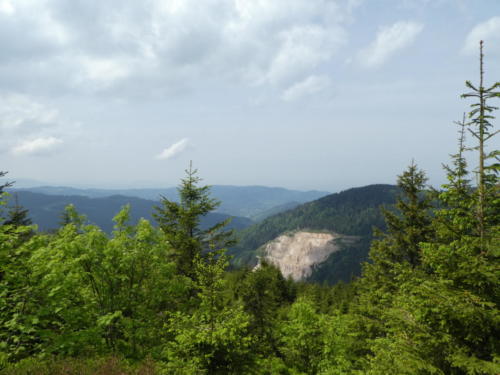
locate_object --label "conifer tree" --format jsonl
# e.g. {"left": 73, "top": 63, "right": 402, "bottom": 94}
{"left": 363, "top": 42, "right": 499, "bottom": 375}
{"left": 367, "top": 161, "right": 434, "bottom": 277}
{"left": 0, "top": 171, "right": 12, "bottom": 223}
{"left": 461, "top": 40, "right": 500, "bottom": 242}
{"left": 435, "top": 116, "right": 475, "bottom": 238}
{"left": 153, "top": 163, "right": 234, "bottom": 278}
{"left": 3, "top": 194, "right": 32, "bottom": 228}
{"left": 237, "top": 261, "right": 295, "bottom": 355}
{"left": 58, "top": 204, "right": 86, "bottom": 228}
{"left": 0, "top": 171, "right": 12, "bottom": 194}
{"left": 164, "top": 252, "right": 254, "bottom": 374}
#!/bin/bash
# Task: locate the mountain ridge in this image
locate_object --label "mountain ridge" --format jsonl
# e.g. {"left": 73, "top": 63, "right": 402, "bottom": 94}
{"left": 5, "top": 191, "right": 253, "bottom": 233}
{"left": 13, "top": 185, "right": 329, "bottom": 219}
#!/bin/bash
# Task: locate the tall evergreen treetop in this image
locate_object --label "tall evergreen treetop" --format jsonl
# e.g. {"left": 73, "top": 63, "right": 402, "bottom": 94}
{"left": 0, "top": 171, "right": 12, "bottom": 194}
{"left": 368, "top": 161, "right": 434, "bottom": 273}
{"left": 461, "top": 40, "right": 500, "bottom": 241}
{"left": 3, "top": 194, "right": 32, "bottom": 228}
{"left": 153, "top": 163, "right": 234, "bottom": 278}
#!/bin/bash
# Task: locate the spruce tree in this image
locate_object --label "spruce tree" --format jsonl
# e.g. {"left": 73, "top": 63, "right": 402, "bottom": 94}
{"left": 0, "top": 171, "right": 13, "bottom": 193}
{"left": 461, "top": 40, "right": 500, "bottom": 242}
{"left": 153, "top": 163, "right": 234, "bottom": 278}
{"left": 3, "top": 194, "right": 32, "bottom": 227}
{"left": 0, "top": 171, "right": 13, "bottom": 222}
{"left": 363, "top": 42, "right": 499, "bottom": 375}
{"left": 367, "top": 161, "right": 434, "bottom": 277}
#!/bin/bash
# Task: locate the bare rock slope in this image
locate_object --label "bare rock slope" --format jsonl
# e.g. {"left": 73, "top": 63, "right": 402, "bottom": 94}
{"left": 261, "top": 231, "right": 346, "bottom": 281}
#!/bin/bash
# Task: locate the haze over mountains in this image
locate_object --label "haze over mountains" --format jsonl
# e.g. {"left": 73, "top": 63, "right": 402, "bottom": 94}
{"left": 12, "top": 185, "right": 329, "bottom": 219}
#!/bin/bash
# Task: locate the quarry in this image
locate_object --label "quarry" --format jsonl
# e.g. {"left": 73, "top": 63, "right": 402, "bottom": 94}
{"left": 260, "top": 230, "right": 344, "bottom": 281}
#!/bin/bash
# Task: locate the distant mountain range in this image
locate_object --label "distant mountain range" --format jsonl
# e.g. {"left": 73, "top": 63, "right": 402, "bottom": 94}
{"left": 5, "top": 191, "right": 253, "bottom": 233}
{"left": 231, "top": 184, "right": 399, "bottom": 284}
{"left": 13, "top": 185, "right": 329, "bottom": 219}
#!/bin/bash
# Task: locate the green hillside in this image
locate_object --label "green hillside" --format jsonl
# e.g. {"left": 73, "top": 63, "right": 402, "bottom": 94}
{"left": 231, "top": 184, "right": 398, "bottom": 282}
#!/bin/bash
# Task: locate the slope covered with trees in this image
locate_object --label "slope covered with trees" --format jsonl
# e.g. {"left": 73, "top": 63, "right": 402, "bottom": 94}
{"left": 231, "top": 184, "right": 398, "bottom": 283}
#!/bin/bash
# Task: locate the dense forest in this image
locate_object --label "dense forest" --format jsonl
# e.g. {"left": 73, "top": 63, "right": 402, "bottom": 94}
{"left": 0, "top": 46, "right": 498, "bottom": 374}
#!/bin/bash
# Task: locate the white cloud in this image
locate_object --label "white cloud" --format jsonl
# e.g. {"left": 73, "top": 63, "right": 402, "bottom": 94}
{"left": 358, "top": 21, "right": 423, "bottom": 68}
{"left": 463, "top": 17, "right": 500, "bottom": 55}
{"left": 0, "top": 0, "right": 351, "bottom": 95}
{"left": 156, "top": 138, "right": 190, "bottom": 160}
{"left": 282, "top": 75, "right": 331, "bottom": 101}
{"left": 265, "top": 25, "right": 345, "bottom": 85}
{"left": 0, "top": 93, "right": 78, "bottom": 156}
{"left": 11, "top": 136, "right": 62, "bottom": 156}
{"left": 75, "top": 56, "right": 132, "bottom": 88}
{"left": 0, "top": 0, "right": 14, "bottom": 15}
{"left": 0, "top": 94, "right": 58, "bottom": 130}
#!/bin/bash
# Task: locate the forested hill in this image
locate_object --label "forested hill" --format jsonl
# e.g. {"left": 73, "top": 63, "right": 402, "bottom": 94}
{"left": 15, "top": 185, "right": 329, "bottom": 219}
{"left": 234, "top": 184, "right": 398, "bottom": 253}
{"left": 230, "top": 184, "right": 399, "bottom": 283}
{"left": 6, "top": 191, "right": 253, "bottom": 233}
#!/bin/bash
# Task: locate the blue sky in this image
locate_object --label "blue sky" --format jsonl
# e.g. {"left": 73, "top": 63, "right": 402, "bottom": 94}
{"left": 1, "top": 0, "right": 499, "bottom": 191}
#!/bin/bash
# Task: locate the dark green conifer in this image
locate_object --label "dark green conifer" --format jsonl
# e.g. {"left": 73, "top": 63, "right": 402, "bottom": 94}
{"left": 153, "top": 163, "right": 234, "bottom": 278}
{"left": 368, "top": 161, "right": 434, "bottom": 277}
{"left": 4, "top": 194, "right": 32, "bottom": 227}
{"left": 461, "top": 40, "right": 500, "bottom": 242}
{"left": 0, "top": 171, "right": 13, "bottom": 193}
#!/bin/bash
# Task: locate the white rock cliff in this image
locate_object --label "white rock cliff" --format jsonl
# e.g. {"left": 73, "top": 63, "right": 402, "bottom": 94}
{"left": 260, "top": 231, "right": 343, "bottom": 281}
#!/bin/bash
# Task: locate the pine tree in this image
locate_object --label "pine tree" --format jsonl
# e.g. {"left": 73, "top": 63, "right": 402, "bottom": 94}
{"left": 3, "top": 194, "right": 32, "bottom": 227}
{"left": 153, "top": 163, "right": 234, "bottom": 278}
{"left": 0, "top": 171, "right": 13, "bottom": 194}
{"left": 0, "top": 171, "right": 13, "bottom": 224}
{"left": 435, "top": 115, "right": 475, "bottom": 239}
{"left": 58, "top": 204, "right": 86, "bottom": 228}
{"left": 461, "top": 40, "right": 500, "bottom": 242}
{"left": 367, "top": 161, "right": 434, "bottom": 277}
{"left": 237, "top": 261, "right": 295, "bottom": 355}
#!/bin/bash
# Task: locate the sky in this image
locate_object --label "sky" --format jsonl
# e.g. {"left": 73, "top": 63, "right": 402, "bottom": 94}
{"left": 1, "top": 0, "right": 499, "bottom": 192}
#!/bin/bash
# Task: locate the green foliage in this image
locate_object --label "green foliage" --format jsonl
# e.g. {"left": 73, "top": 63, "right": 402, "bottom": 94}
{"left": 236, "top": 262, "right": 296, "bottom": 355}
{"left": 0, "top": 356, "right": 158, "bottom": 375}
{"left": 368, "top": 162, "right": 434, "bottom": 272}
{"left": 353, "top": 44, "right": 499, "bottom": 374}
{"left": 164, "top": 252, "right": 254, "bottom": 374}
{"left": 30, "top": 205, "right": 189, "bottom": 359}
{"left": 3, "top": 195, "right": 31, "bottom": 228}
{"left": 279, "top": 298, "right": 324, "bottom": 375}
{"left": 154, "top": 163, "right": 234, "bottom": 279}
{"left": 0, "top": 218, "right": 40, "bottom": 361}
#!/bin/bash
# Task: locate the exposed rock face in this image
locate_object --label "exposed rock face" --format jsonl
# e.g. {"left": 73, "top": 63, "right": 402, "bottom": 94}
{"left": 261, "top": 231, "right": 342, "bottom": 281}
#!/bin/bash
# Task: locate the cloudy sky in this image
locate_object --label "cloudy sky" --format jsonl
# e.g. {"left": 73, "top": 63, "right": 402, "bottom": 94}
{"left": 1, "top": 0, "right": 499, "bottom": 191}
